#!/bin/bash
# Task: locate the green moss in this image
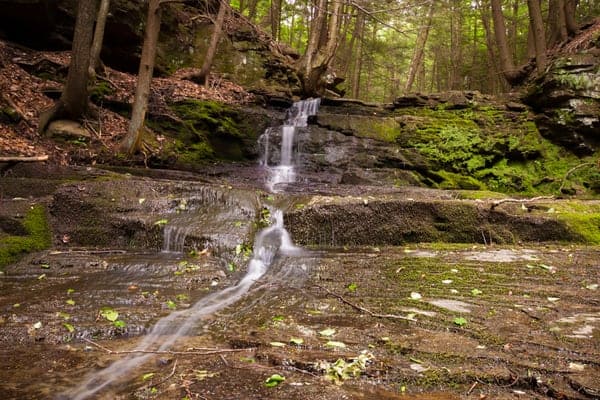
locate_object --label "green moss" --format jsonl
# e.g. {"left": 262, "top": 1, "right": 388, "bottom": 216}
{"left": 558, "top": 213, "right": 600, "bottom": 243}
{"left": 0, "top": 205, "right": 52, "bottom": 268}
{"left": 432, "top": 170, "right": 487, "bottom": 190}
{"left": 90, "top": 81, "right": 115, "bottom": 104}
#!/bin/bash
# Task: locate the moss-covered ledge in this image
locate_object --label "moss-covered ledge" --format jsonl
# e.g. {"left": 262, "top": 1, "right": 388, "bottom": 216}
{"left": 0, "top": 204, "right": 52, "bottom": 268}
{"left": 284, "top": 194, "right": 600, "bottom": 246}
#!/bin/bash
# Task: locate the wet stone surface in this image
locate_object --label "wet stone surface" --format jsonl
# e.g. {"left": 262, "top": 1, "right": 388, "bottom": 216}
{"left": 1, "top": 244, "right": 599, "bottom": 399}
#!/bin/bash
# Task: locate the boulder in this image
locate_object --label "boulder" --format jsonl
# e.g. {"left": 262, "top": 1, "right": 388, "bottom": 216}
{"left": 523, "top": 27, "right": 600, "bottom": 154}
{"left": 46, "top": 119, "right": 91, "bottom": 141}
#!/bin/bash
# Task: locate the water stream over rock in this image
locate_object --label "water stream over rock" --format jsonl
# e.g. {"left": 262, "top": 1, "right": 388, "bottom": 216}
{"left": 63, "top": 100, "right": 319, "bottom": 398}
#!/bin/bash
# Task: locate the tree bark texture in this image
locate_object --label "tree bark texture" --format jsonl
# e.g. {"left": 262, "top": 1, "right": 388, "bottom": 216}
{"left": 405, "top": 2, "right": 434, "bottom": 93}
{"left": 119, "top": 0, "right": 161, "bottom": 154}
{"left": 61, "top": 0, "right": 97, "bottom": 118}
{"left": 90, "top": 0, "right": 110, "bottom": 74}
{"left": 198, "top": 0, "right": 228, "bottom": 86}
{"left": 527, "top": 0, "right": 547, "bottom": 72}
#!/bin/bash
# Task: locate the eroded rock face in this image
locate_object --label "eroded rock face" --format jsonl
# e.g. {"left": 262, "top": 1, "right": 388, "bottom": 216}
{"left": 524, "top": 48, "right": 600, "bottom": 155}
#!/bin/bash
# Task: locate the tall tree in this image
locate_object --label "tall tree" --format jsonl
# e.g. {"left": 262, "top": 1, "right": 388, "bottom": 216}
{"left": 90, "top": 0, "right": 111, "bottom": 75}
{"left": 527, "top": 0, "right": 547, "bottom": 72}
{"left": 490, "top": 0, "right": 526, "bottom": 84}
{"left": 405, "top": 2, "right": 435, "bottom": 93}
{"left": 299, "top": 0, "right": 342, "bottom": 95}
{"left": 39, "top": 0, "right": 98, "bottom": 133}
{"left": 118, "top": 0, "right": 162, "bottom": 154}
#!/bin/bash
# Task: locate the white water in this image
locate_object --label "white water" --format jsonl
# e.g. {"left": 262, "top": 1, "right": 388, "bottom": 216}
{"left": 64, "top": 99, "right": 317, "bottom": 399}
{"left": 260, "top": 98, "right": 321, "bottom": 192}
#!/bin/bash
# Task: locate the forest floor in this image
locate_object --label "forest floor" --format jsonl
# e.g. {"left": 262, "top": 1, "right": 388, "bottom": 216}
{"left": 0, "top": 39, "right": 253, "bottom": 164}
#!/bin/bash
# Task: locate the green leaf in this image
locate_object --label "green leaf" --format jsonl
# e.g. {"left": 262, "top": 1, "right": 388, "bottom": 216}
{"left": 319, "top": 328, "right": 336, "bottom": 337}
{"left": 227, "top": 262, "right": 236, "bottom": 272}
{"left": 40, "top": 264, "right": 50, "bottom": 269}
{"left": 471, "top": 288, "right": 483, "bottom": 296}
{"left": 141, "top": 372, "right": 155, "bottom": 381}
{"left": 325, "top": 341, "right": 346, "bottom": 348}
{"left": 57, "top": 311, "right": 71, "bottom": 320}
{"left": 290, "top": 338, "right": 304, "bottom": 345}
{"left": 271, "top": 315, "right": 285, "bottom": 322}
{"left": 37, "top": 273, "right": 46, "bottom": 280}
{"left": 269, "top": 341, "right": 286, "bottom": 347}
{"left": 347, "top": 283, "right": 358, "bottom": 292}
{"left": 63, "top": 323, "right": 75, "bottom": 333}
{"left": 13, "top": 303, "right": 20, "bottom": 308}
{"left": 66, "top": 299, "right": 76, "bottom": 306}
{"left": 67, "top": 288, "right": 75, "bottom": 295}
{"left": 264, "top": 374, "right": 285, "bottom": 387}
{"left": 166, "top": 300, "right": 177, "bottom": 310}
{"left": 153, "top": 219, "right": 168, "bottom": 227}
{"left": 453, "top": 317, "right": 467, "bottom": 327}
{"left": 100, "top": 307, "right": 119, "bottom": 322}
{"left": 113, "top": 320, "right": 126, "bottom": 328}
{"left": 239, "top": 356, "right": 255, "bottom": 363}
{"left": 176, "top": 293, "right": 190, "bottom": 301}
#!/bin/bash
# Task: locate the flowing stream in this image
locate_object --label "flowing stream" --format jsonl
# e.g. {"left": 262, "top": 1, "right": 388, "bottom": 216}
{"left": 64, "top": 99, "right": 319, "bottom": 399}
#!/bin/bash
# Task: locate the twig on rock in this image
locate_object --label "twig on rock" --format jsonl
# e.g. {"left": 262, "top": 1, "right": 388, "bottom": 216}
{"left": 315, "top": 284, "right": 416, "bottom": 322}
{"left": 490, "top": 196, "right": 554, "bottom": 210}
{"left": 82, "top": 338, "right": 255, "bottom": 356}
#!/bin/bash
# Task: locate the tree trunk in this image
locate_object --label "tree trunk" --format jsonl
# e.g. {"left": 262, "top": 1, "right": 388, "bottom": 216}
{"left": 548, "top": 0, "right": 568, "bottom": 47}
{"left": 118, "top": 0, "right": 161, "bottom": 154}
{"left": 527, "top": 0, "right": 547, "bottom": 72}
{"left": 39, "top": 0, "right": 97, "bottom": 133}
{"left": 90, "top": 0, "right": 110, "bottom": 75}
{"left": 270, "top": 0, "right": 282, "bottom": 40}
{"left": 350, "top": 11, "right": 364, "bottom": 98}
{"left": 490, "top": 0, "right": 523, "bottom": 84}
{"left": 564, "top": 0, "right": 578, "bottom": 35}
{"left": 405, "top": 2, "right": 434, "bottom": 93}
{"left": 198, "top": 0, "right": 228, "bottom": 86}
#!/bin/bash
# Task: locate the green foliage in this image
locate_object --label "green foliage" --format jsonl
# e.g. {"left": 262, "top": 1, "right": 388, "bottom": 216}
{"left": 316, "top": 351, "right": 374, "bottom": 385}
{"left": 396, "top": 106, "right": 599, "bottom": 195}
{"left": 0, "top": 205, "right": 52, "bottom": 268}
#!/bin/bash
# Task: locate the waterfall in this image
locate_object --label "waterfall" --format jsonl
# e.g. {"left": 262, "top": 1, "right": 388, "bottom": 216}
{"left": 260, "top": 98, "right": 321, "bottom": 192}
{"left": 63, "top": 99, "right": 318, "bottom": 399}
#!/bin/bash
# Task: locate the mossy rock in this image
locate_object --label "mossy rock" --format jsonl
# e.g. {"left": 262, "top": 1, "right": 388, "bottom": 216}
{"left": 0, "top": 205, "right": 52, "bottom": 268}
{"left": 147, "top": 100, "right": 270, "bottom": 167}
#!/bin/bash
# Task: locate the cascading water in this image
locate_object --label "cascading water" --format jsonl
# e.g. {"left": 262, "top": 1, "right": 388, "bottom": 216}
{"left": 63, "top": 100, "right": 318, "bottom": 399}
{"left": 260, "top": 98, "right": 321, "bottom": 192}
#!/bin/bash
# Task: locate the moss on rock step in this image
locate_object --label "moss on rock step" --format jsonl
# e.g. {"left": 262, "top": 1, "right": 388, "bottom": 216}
{"left": 0, "top": 205, "right": 52, "bottom": 268}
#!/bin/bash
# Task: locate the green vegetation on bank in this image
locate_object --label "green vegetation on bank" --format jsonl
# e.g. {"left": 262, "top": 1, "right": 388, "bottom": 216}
{"left": 0, "top": 205, "right": 52, "bottom": 268}
{"left": 393, "top": 105, "right": 599, "bottom": 196}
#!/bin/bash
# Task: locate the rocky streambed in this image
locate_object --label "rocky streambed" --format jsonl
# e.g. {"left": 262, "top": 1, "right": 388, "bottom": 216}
{"left": 0, "top": 165, "right": 599, "bottom": 399}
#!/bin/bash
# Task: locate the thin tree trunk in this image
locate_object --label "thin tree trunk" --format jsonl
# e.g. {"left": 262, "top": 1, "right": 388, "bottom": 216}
{"left": 508, "top": 0, "right": 519, "bottom": 60}
{"left": 118, "top": 0, "right": 161, "bottom": 154}
{"left": 350, "top": 11, "right": 364, "bottom": 98}
{"left": 479, "top": 0, "right": 502, "bottom": 93}
{"left": 405, "top": 2, "right": 434, "bottom": 93}
{"left": 527, "top": 0, "right": 547, "bottom": 72}
{"left": 200, "top": 0, "right": 227, "bottom": 86}
{"left": 270, "top": 0, "right": 282, "bottom": 40}
{"left": 247, "top": 0, "right": 258, "bottom": 20}
{"left": 490, "top": 0, "right": 522, "bottom": 84}
{"left": 90, "top": 0, "right": 110, "bottom": 75}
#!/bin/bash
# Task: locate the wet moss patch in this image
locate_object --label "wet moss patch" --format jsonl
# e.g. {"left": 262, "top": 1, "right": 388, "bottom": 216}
{"left": 0, "top": 205, "right": 51, "bottom": 268}
{"left": 147, "top": 100, "right": 269, "bottom": 166}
